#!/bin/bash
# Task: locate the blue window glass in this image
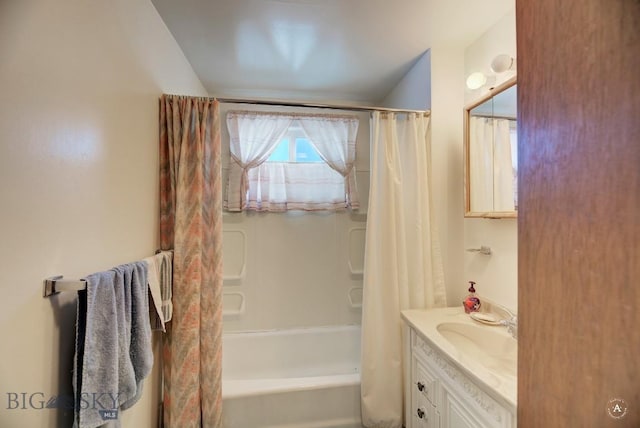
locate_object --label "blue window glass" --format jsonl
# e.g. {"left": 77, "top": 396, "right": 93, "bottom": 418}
{"left": 295, "top": 138, "right": 322, "bottom": 162}
{"left": 268, "top": 139, "right": 290, "bottom": 162}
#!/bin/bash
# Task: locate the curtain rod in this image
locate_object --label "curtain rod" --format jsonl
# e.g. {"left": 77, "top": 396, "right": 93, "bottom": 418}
{"left": 214, "top": 96, "right": 430, "bottom": 116}
{"left": 471, "top": 114, "right": 516, "bottom": 121}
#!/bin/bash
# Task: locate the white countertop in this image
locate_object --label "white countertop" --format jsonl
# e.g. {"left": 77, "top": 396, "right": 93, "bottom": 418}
{"left": 402, "top": 307, "right": 517, "bottom": 410}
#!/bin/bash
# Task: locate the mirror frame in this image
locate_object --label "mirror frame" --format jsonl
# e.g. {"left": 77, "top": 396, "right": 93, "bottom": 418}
{"left": 464, "top": 75, "right": 517, "bottom": 219}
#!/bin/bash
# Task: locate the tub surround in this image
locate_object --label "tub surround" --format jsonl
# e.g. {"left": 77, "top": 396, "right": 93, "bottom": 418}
{"left": 402, "top": 307, "right": 517, "bottom": 427}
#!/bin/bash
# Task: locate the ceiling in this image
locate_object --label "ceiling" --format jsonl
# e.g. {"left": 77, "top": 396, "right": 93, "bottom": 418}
{"left": 151, "top": 0, "right": 514, "bottom": 104}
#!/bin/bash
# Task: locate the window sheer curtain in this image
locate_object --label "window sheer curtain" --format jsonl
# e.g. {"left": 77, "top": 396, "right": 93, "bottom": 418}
{"left": 159, "top": 95, "right": 223, "bottom": 428}
{"left": 248, "top": 162, "right": 347, "bottom": 211}
{"left": 225, "top": 111, "right": 294, "bottom": 211}
{"left": 225, "top": 111, "right": 360, "bottom": 211}
{"left": 361, "top": 112, "right": 447, "bottom": 428}
{"left": 299, "top": 115, "right": 360, "bottom": 209}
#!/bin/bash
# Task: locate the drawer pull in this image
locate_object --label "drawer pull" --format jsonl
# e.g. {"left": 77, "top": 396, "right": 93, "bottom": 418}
{"left": 416, "top": 381, "right": 425, "bottom": 392}
{"left": 417, "top": 408, "right": 426, "bottom": 419}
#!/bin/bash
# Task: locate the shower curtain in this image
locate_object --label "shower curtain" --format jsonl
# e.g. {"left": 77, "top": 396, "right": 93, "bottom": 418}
{"left": 469, "top": 116, "right": 495, "bottom": 212}
{"left": 159, "top": 95, "right": 223, "bottom": 427}
{"left": 493, "top": 119, "right": 515, "bottom": 211}
{"left": 361, "top": 112, "right": 447, "bottom": 428}
{"left": 469, "top": 117, "right": 515, "bottom": 211}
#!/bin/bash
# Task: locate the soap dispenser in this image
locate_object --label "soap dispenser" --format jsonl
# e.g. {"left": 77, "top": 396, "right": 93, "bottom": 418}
{"left": 463, "top": 281, "right": 481, "bottom": 313}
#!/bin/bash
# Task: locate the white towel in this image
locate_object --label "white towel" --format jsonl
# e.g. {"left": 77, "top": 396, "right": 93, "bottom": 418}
{"left": 158, "top": 251, "right": 173, "bottom": 323}
{"left": 143, "top": 254, "right": 165, "bottom": 332}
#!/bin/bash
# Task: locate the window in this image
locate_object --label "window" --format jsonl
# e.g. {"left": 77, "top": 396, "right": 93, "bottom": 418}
{"left": 225, "top": 111, "right": 360, "bottom": 212}
{"left": 267, "top": 125, "right": 324, "bottom": 163}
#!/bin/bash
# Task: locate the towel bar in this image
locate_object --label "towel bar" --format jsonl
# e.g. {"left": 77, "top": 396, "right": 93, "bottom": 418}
{"left": 43, "top": 275, "right": 87, "bottom": 297}
{"left": 466, "top": 246, "right": 492, "bottom": 256}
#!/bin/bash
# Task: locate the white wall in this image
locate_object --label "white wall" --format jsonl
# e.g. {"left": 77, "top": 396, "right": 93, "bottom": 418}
{"left": 219, "top": 104, "right": 369, "bottom": 332}
{"left": 463, "top": 9, "right": 518, "bottom": 311}
{"left": 0, "top": 0, "right": 206, "bottom": 426}
{"left": 429, "top": 45, "right": 467, "bottom": 308}
{"left": 381, "top": 51, "right": 432, "bottom": 110}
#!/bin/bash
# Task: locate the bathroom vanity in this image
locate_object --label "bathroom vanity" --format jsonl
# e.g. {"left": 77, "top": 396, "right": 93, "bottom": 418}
{"left": 402, "top": 308, "right": 517, "bottom": 428}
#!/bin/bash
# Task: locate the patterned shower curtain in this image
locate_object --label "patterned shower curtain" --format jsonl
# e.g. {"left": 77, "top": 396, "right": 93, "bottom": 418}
{"left": 159, "top": 95, "right": 223, "bottom": 427}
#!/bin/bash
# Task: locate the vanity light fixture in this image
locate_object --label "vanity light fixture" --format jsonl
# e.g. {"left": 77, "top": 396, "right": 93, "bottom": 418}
{"left": 466, "top": 54, "right": 516, "bottom": 90}
{"left": 490, "top": 54, "right": 515, "bottom": 74}
{"left": 466, "top": 72, "right": 487, "bottom": 90}
{"left": 466, "top": 72, "right": 496, "bottom": 90}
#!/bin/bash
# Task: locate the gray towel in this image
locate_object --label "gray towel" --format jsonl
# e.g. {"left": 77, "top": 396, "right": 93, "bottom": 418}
{"left": 73, "top": 261, "right": 153, "bottom": 428}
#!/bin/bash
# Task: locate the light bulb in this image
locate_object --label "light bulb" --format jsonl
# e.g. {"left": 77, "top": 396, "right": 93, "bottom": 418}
{"left": 490, "top": 54, "right": 515, "bottom": 73}
{"left": 466, "top": 72, "right": 487, "bottom": 90}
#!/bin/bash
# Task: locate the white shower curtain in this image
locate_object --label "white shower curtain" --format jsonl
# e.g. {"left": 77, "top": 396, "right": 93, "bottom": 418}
{"left": 361, "top": 112, "right": 447, "bottom": 428}
{"left": 469, "top": 117, "right": 515, "bottom": 212}
{"left": 469, "top": 116, "right": 494, "bottom": 212}
{"left": 493, "top": 119, "right": 515, "bottom": 211}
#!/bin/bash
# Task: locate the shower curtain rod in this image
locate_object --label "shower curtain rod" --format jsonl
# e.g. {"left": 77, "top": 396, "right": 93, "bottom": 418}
{"left": 471, "top": 114, "right": 516, "bottom": 121}
{"left": 214, "top": 96, "right": 430, "bottom": 116}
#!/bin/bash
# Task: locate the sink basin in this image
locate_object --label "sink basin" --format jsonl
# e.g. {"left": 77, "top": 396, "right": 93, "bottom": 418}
{"left": 436, "top": 322, "right": 517, "bottom": 378}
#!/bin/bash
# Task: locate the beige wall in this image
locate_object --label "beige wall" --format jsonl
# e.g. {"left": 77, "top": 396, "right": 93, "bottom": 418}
{"left": 0, "top": 0, "right": 206, "bottom": 426}
{"left": 463, "top": 9, "right": 518, "bottom": 311}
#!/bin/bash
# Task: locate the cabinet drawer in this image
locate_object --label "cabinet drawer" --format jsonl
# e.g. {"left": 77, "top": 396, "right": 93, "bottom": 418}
{"left": 413, "top": 356, "right": 438, "bottom": 406}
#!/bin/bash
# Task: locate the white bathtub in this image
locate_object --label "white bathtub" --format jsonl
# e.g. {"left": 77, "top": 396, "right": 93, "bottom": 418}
{"left": 222, "top": 325, "right": 363, "bottom": 428}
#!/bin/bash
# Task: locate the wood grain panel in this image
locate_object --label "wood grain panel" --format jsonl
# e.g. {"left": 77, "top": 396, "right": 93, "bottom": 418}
{"left": 516, "top": 0, "right": 640, "bottom": 426}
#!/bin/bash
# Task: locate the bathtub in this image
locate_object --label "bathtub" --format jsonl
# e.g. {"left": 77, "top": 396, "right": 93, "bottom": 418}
{"left": 222, "top": 325, "right": 363, "bottom": 428}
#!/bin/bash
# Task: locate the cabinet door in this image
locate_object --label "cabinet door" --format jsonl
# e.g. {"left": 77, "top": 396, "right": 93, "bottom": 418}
{"left": 440, "top": 382, "right": 494, "bottom": 428}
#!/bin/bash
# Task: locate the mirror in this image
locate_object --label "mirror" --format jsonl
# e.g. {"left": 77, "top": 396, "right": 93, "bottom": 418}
{"left": 464, "top": 76, "right": 517, "bottom": 218}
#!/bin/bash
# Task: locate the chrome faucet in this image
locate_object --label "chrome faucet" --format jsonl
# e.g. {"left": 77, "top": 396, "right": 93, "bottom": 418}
{"left": 501, "top": 315, "right": 518, "bottom": 340}
{"left": 478, "top": 299, "right": 518, "bottom": 339}
{"left": 488, "top": 301, "right": 518, "bottom": 340}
